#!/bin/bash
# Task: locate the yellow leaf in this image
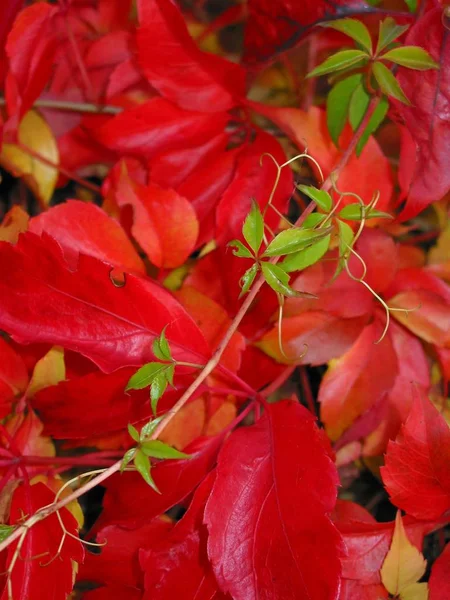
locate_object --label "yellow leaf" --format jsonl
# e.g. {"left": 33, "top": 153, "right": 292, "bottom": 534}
{"left": 27, "top": 346, "right": 65, "bottom": 397}
{"left": 0, "top": 110, "right": 59, "bottom": 205}
{"left": 0, "top": 206, "right": 29, "bottom": 243}
{"left": 381, "top": 511, "right": 427, "bottom": 597}
{"left": 401, "top": 582, "right": 429, "bottom": 600}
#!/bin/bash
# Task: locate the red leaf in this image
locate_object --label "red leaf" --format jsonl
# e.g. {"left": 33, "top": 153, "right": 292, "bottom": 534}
{"left": 32, "top": 368, "right": 150, "bottom": 439}
{"left": 257, "top": 311, "right": 369, "bottom": 366}
{"left": 140, "top": 474, "right": 226, "bottom": 600}
{"left": 243, "top": 0, "right": 367, "bottom": 64}
{"left": 0, "top": 232, "right": 209, "bottom": 372}
{"left": 382, "top": 393, "right": 450, "bottom": 520}
{"left": 79, "top": 519, "right": 172, "bottom": 589}
{"left": 95, "top": 97, "right": 228, "bottom": 159}
{"left": 1, "top": 481, "right": 84, "bottom": 600}
{"left": 251, "top": 105, "right": 393, "bottom": 211}
{"left": 0, "top": 0, "right": 23, "bottom": 83}
{"left": 318, "top": 319, "right": 398, "bottom": 441}
{"left": 5, "top": 3, "right": 59, "bottom": 117}
{"left": 177, "top": 146, "right": 240, "bottom": 247}
{"left": 429, "top": 542, "right": 450, "bottom": 600}
{"left": 215, "top": 131, "right": 292, "bottom": 245}
{"left": 333, "top": 499, "right": 430, "bottom": 585}
{"left": 151, "top": 132, "right": 229, "bottom": 189}
{"left": 29, "top": 201, "right": 146, "bottom": 274}
{"left": 204, "top": 400, "right": 344, "bottom": 600}
{"left": 111, "top": 166, "right": 199, "bottom": 268}
{"left": 137, "top": 0, "right": 245, "bottom": 112}
{"left": 96, "top": 436, "right": 223, "bottom": 530}
{"left": 0, "top": 337, "right": 28, "bottom": 418}
{"left": 339, "top": 580, "right": 388, "bottom": 600}
{"left": 396, "top": 8, "right": 450, "bottom": 221}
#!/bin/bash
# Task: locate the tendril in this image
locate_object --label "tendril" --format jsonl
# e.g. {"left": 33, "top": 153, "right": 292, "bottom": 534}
{"left": 344, "top": 244, "right": 418, "bottom": 344}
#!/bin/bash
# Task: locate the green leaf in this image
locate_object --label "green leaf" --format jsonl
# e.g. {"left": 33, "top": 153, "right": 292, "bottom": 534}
{"left": 120, "top": 448, "right": 136, "bottom": 473}
{"left": 243, "top": 201, "right": 264, "bottom": 255}
{"left": 152, "top": 327, "right": 172, "bottom": 361}
{"left": 349, "top": 82, "right": 371, "bottom": 130}
{"left": 338, "top": 219, "right": 355, "bottom": 257}
{"left": 261, "top": 262, "right": 297, "bottom": 297}
{"left": 355, "top": 96, "right": 389, "bottom": 156}
{"left": 372, "top": 61, "right": 410, "bottom": 104}
{"left": 321, "top": 19, "right": 372, "bottom": 54}
{"left": 140, "top": 416, "right": 164, "bottom": 440}
{"left": 376, "top": 18, "right": 409, "bottom": 54}
{"left": 126, "top": 362, "right": 168, "bottom": 391}
{"left": 0, "top": 525, "right": 14, "bottom": 543}
{"left": 297, "top": 185, "right": 332, "bottom": 213}
{"left": 307, "top": 50, "right": 369, "bottom": 78}
{"left": 381, "top": 46, "right": 439, "bottom": 70}
{"left": 282, "top": 235, "right": 331, "bottom": 273}
{"left": 339, "top": 203, "right": 393, "bottom": 220}
{"left": 228, "top": 240, "right": 253, "bottom": 258}
{"left": 127, "top": 423, "right": 140, "bottom": 443}
{"left": 302, "top": 213, "right": 327, "bottom": 228}
{"left": 140, "top": 440, "right": 190, "bottom": 460}
{"left": 263, "top": 227, "right": 332, "bottom": 257}
{"left": 404, "top": 0, "right": 417, "bottom": 12}
{"left": 150, "top": 372, "right": 170, "bottom": 415}
{"left": 134, "top": 449, "right": 160, "bottom": 493}
{"left": 327, "top": 73, "right": 362, "bottom": 146}
{"left": 239, "top": 263, "right": 259, "bottom": 297}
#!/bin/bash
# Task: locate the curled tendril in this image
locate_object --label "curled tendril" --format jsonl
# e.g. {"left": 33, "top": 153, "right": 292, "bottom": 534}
{"left": 344, "top": 244, "right": 418, "bottom": 344}
{"left": 260, "top": 151, "right": 325, "bottom": 217}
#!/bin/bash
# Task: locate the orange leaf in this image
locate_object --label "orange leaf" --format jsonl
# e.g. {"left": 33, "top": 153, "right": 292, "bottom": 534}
{"left": 390, "top": 290, "right": 450, "bottom": 347}
{"left": 381, "top": 511, "right": 428, "bottom": 599}
{"left": 109, "top": 161, "right": 199, "bottom": 268}
{"left": 0, "top": 206, "right": 29, "bottom": 243}
{"left": 0, "top": 111, "right": 59, "bottom": 205}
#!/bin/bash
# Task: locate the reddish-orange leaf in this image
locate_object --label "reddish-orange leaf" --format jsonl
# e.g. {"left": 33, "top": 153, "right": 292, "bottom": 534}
{"left": 111, "top": 165, "right": 199, "bottom": 268}
{"left": 29, "top": 200, "right": 146, "bottom": 274}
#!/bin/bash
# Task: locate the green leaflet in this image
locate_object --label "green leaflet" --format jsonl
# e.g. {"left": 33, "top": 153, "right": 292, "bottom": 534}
{"left": 282, "top": 235, "right": 331, "bottom": 273}
{"left": 321, "top": 19, "right": 372, "bottom": 54}
{"left": 263, "top": 227, "right": 332, "bottom": 257}
{"left": 297, "top": 185, "right": 333, "bottom": 212}
{"left": 140, "top": 440, "right": 190, "bottom": 460}
{"left": 327, "top": 73, "right": 362, "bottom": 146}
{"left": 243, "top": 201, "right": 264, "bottom": 255}
{"left": 376, "top": 18, "right": 410, "bottom": 54}
{"left": 239, "top": 263, "right": 259, "bottom": 297}
{"left": 307, "top": 50, "right": 368, "bottom": 79}
{"left": 372, "top": 62, "right": 410, "bottom": 104}
{"left": 381, "top": 46, "right": 439, "bottom": 71}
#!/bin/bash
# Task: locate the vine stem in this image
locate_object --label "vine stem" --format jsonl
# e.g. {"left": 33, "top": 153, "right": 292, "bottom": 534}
{"left": 0, "top": 95, "right": 381, "bottom": 556}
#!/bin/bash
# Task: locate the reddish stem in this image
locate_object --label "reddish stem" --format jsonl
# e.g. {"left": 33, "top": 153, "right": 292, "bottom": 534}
{"left": 16, "top": 142, "right": 102, "bottom": 195}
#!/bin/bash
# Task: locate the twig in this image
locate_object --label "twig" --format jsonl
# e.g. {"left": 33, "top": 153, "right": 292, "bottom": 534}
{"left": 16, "top": 142, "right": 102, "bottom": 195}
{"left": 0, "top": 97, "right": 122, "bottom": 115}
{"left": 0, "top": 94, "right": 380, "bottom": 556}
